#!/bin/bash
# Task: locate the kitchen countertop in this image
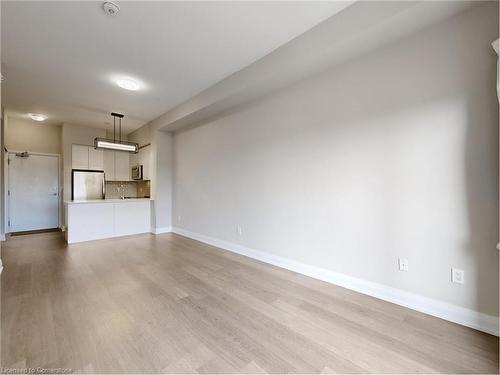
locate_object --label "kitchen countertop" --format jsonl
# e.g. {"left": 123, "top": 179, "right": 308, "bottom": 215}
{"left": 65, "top": 198, "right": 152, "bottom": 205}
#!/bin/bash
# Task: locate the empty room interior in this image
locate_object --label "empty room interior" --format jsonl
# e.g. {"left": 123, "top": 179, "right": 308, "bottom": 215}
{"left": 0, "top": 1, "right": 499, "bottom": 373}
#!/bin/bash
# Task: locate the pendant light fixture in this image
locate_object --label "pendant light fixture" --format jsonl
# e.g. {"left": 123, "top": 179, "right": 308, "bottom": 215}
{"left": 94, "top": 112, "right": 138, "bottom": 153}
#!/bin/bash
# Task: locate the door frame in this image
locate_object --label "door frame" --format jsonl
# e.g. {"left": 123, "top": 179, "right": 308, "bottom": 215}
{"left": 5, "top": 150, "right": 62, "bottom": 234}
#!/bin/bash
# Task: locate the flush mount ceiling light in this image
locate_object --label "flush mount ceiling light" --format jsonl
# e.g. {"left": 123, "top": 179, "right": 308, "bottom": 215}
{"left": 94, "top": 112, "right": 138, "bottom": 153}
{"left": 116, "top": 78, "right": 140, "bottom": 91}
{"left": 29, "top": 113, "right": 48, "bottom": 121}
{"left": 103, "top": 1, "right": 120, "bottom": 16}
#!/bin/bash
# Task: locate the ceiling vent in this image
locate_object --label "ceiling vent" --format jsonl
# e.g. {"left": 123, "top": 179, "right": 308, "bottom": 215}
{"left": 103, "top": 2, "right": 120, "bottom": 16}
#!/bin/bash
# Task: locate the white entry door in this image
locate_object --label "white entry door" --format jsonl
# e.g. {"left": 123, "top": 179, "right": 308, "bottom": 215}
{"left": 8, "top": 153, "right": 59, "bottom": 232}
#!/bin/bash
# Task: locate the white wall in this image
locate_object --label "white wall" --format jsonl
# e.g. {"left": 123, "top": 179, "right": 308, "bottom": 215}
{"left": 0, "top": 109, "right": 4, "bottom": 242}
{"left": 128, "top": 124, "right": 151, "bottom": 147}
{"left": 5, "top": 116, "right": 61, "bottom": 154}
{"left": 173, "top": 3, "right": 499, "bottom": 318}
{"left": 3, "top": 116, "right": 63, "bottom": 231}
{"left": 151, "top": 129, "right": 173, "bottom": 230}
{"left": 0, "top": 5, "right": 2, "bottom": 251}
{"left": 128, "top": 123, "right": 173, "bottom": 231}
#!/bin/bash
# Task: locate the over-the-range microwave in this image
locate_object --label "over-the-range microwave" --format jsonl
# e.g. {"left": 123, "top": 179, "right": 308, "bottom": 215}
{"left": 131, "top": 165, "right": 143, "bottom": 180}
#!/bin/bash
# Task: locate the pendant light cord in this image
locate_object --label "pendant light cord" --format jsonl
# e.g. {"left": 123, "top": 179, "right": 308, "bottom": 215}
{"left": 110, "top": 112, "right": 125, "bottom": 144}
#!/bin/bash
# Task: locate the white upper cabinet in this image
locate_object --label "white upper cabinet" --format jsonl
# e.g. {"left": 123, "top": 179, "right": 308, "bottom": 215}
{"left": 72, "top": 144, "right": 104, "bottom": 171}
{"left": 129, "top": 151, "right": 139, "bottom": 168}
{"left": 103, "top": 150, "right": 115, "bottom": 180}
{"left": 88, "top": 148, "right": 104, "bottom": 170}
{"left": 130, "top": 146, "right": 152, "bottom": 180}
{"left": 115, "top": 152, "right": 130, "bottom": 181}
{"left": 129, "top": 146, "right": 151, "bottom": 180}
{"left": 141, "top": 147, "right": 152, "bottom": 180}
{"left": 71, "top": 144, "right": 129, "bottom": 181}
{"left": 103, "top": 150, "right": 130, "bottom": 181}
{"left": 72, "top": 144, "right": 89, "bottom": 169}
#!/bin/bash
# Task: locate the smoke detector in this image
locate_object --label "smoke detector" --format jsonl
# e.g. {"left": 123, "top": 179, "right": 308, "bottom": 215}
{"left": 103, "top": 2, "right": 120, "bottom": 16}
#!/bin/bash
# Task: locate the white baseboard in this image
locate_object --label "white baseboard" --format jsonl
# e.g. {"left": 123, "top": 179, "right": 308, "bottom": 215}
{"left": 152, "top": 227, "right": 172, "bottom": 235}
{"left": 172, "top": 227, "right": 499, "bottom": 336}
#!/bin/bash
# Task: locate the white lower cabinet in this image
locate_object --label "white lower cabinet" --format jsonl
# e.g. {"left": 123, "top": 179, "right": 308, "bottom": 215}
{"left": 114, "top": 201, "right": 151, "bottom": 236}
{"left": 66, "top": 199, "right": 151, "bottom": 243}
{"left": 66, "top": 203, "right": 115, "bottom": 243}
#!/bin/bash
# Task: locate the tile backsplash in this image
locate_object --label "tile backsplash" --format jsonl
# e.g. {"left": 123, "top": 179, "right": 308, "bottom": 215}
{"left": 136, "top": 180, "right": 151, "bottom": 198}
{"left": 105, "top": 180, "right": 150, "bottom": 199}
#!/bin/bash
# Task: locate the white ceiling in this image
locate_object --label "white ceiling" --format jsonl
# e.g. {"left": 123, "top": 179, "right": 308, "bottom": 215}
{"left": 152, "top": 1, "right": 481, "bottom": 132}
{"left": 1, "top": 1, "right": 351, "bottom": 133}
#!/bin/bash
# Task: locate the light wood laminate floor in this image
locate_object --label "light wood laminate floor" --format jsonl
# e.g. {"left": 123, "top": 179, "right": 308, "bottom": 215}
{"left": 2, "top": 232, "right": 498, "bottom": 373}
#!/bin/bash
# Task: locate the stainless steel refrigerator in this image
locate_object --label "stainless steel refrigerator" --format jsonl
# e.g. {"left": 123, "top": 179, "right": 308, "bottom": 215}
{"left": 71, "top": 169, "right": 105, "bottom": 200}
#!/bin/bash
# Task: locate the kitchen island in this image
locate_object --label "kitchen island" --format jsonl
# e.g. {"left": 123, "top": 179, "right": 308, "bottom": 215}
{"left": 65, "top": 198, "right": 152, "bottom": 244}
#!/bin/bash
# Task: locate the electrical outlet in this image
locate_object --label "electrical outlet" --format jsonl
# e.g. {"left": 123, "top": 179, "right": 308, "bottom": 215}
{"left": 451, "top": 268, "right": 464, "bottom": 284}
{"left": 398, "top": 258, "right": 409, "bottom": 272}
{"left": 237, "top": 225, "right": 243, "bottom": 235}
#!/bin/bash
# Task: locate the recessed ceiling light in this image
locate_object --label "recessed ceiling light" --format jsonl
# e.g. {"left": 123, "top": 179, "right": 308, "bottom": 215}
{"left": 116, "top": 78, "right": 140, "bottom": 91}
{"left": 29, "top": 113, "right": 48, "bottom": 121}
